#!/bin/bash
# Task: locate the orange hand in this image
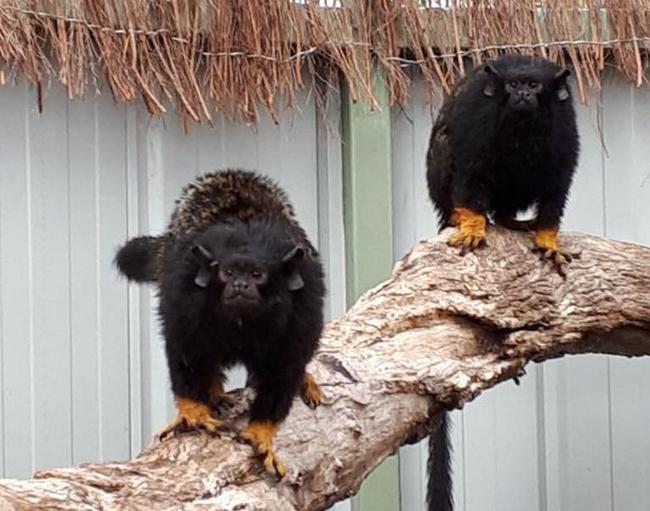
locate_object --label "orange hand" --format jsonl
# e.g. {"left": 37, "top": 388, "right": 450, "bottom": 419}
{"left": 300, "top": 372, "right": 322, "bottom": 409}
{"left": 448, "top": 206, "right": 487, "bottom": 252}
{"left": 241, "top": 421, "right": 286, "bottom": 478}
{"left": 158, "top": 397, "right": 222, "bottom": 440}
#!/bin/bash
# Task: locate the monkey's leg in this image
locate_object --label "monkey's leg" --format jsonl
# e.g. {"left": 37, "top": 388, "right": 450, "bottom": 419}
{"left": 448, "top": 206, "right": 487, "bottom": 252}
{"left": 240, "top": 374, "right": 302, "bottom": 478}
{"left": 300, "top": 372, "right": 322, "bottom": 409}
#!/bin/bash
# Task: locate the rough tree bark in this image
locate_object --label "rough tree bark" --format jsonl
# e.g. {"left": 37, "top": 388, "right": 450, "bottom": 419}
{"left": 0, "top": 228, "right": 648, "bottom": 511}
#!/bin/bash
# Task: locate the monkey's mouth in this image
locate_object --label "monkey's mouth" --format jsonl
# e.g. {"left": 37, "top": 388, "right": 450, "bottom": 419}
{"left": 510, "top": 99, "right": 534, "bottom": 111}
{"left": 222, "top": 294, "right": 259, "bottom": 309}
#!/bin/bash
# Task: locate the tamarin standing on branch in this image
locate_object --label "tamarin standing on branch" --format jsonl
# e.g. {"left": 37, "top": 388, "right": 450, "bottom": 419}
{"left": 115, "top": 170, "right": 325, "bottom": 477}
{"left": 425, "top": 54, "right": 580, "bottom": 510}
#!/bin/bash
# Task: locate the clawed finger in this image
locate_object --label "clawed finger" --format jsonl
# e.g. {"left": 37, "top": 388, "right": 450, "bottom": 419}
{"left": 532, "top": 247, "right": 571, "bottom": 278}
{"left": 263, "top": 451, "right": 287, "bottom": 479}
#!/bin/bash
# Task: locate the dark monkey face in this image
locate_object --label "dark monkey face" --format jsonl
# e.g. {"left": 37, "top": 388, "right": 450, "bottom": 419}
{"left": 482, "top": 55, "right": 571, "bottom": 112}
{"left": 503, "top": 78, "right": 544, "bottom": 110}
{"left": 217, "top": 258, "right": 268, "bottom": 309}
{"left": 190, "top": 221, "right": 307, "bottom": 320}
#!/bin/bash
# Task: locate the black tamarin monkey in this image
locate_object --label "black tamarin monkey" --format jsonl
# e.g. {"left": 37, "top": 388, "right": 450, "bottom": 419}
{"left": 425, "top": 54, "right": 579, "bottom": 510}
{"left": 115, "top": 169, "right": 325, "bottom": 477}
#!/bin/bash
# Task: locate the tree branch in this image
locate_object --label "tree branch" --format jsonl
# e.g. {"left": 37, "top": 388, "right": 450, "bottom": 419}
{"left": 1, "top": 228, "right": 648, "bottom": 511}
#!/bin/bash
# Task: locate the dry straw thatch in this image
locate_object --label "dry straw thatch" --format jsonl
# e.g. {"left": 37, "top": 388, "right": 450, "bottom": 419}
{"left": 0, "top": 1, "right": 648, "bottom": 124}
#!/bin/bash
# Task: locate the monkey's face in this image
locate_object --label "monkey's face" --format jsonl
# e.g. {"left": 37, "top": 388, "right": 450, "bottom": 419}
{"left": 191, "top": 221, "right": 308, "bottom": 322}
{"left": 482, "top": 56, "right": 572, "bottom": 112}
{"left": 217, "top": 258, "right": 268, "bottom": 312}
{"left": 503, "top": 78, "right": 543, "bottom": 111}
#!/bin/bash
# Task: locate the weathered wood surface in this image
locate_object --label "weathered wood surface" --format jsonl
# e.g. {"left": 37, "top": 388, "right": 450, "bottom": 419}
{"left": 0, "top": 228, "right": 648, "bottom": 511}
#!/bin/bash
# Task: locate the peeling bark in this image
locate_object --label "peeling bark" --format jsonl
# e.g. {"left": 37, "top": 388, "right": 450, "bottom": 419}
{"left": 0, "top": 228, "right": 648, "bottom": 511}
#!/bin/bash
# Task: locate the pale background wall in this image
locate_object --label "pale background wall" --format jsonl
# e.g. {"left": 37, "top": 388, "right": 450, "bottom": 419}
{"left": 0, "top": 67, "right": 649, "bottom": 511}
{"left": 393, "top": 69, "right": 650, "bottom": 511}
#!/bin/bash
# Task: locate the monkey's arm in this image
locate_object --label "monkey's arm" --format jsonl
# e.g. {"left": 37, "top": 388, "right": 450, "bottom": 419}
{"left": 446, "top": 153, "right": 493, "bottom": 251}
{"left": 158, "top": 341, "right": 224, "bottom": 439}
{"left": 532, "top": 163, "right": 576, "bottom": 275}
{"left": 157, "top": 257, "right": 225, "bottom": 438}
{"left": 240, "top": 366, "right": 306, "bottom": 478}
{"left": 241, "top": 309, "right": 322, "bottom": 478}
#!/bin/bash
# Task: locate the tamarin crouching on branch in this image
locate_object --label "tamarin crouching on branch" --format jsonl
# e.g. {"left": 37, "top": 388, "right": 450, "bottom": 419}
{"left": 425, "top": 54, "right": 580, "bottom": 510}
{"left": 115, "top": 169, "right": 325, "bottom": 477}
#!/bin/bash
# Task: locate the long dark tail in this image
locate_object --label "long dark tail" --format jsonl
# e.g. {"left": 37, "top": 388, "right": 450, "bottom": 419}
{"left": 114, "top": 235, "right": 164, "bottom": 283}
{"left": 427, "top": 412, "right": 453, "bottom": 511}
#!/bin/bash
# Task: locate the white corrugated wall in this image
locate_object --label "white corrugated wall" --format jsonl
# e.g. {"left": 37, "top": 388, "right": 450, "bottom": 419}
{"left": 393, "top": 69, "right": 650, "bottom": 511}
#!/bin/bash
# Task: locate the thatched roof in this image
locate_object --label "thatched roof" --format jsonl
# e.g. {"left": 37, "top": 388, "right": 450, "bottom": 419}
{"left": 0, "top": 1, "right": 648, "bottom": 124}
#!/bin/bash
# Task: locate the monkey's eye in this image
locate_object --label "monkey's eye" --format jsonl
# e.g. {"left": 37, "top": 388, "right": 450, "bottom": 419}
{"left": 509, "top": 80, "right": 518, "bottom": 88}
{"left": 251, "top": 270, "right": 262, "bottom": 280}
{"left": 528, "top": 80, "right": 538, "bottom": 88}
{"left": 224, "top": 269, "right": 234, "bottom": 277}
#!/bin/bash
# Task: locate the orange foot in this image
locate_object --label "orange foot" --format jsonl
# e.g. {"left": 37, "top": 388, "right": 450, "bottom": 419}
{"left": 448, "top": 207, "right": 487, "bottom": 253}
{"left": 533, "top": 226, "right": 579, "bottom": 277}
{"left": 158, "top": 397, "right": 223, "bottom": 440}
{"left": 240, "top": 421, "right": 286, "bottom": 478}
{"left": 300, "top": 372, "right": 322, "bottom": 409}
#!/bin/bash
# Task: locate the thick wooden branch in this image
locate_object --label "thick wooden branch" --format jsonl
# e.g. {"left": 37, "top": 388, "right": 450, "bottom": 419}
{"left": 1, "top": 228, "right": 649, "bottom": 511}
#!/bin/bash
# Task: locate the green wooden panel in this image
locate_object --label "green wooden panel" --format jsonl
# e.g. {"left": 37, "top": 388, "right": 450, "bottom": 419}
{"left": 341, "top": 70, "right": 399, "bottom": 511}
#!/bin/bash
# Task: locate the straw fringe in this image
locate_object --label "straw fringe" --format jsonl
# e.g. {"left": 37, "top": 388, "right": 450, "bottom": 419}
{"left": 0, "top": 1, "right": 649, "bottom": 124}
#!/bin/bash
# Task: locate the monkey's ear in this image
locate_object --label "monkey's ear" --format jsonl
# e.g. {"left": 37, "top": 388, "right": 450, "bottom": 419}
{"left": 192, "top": 243, "right": 214, "bottom": 262}
{"left": 482, "top": 63, "right": 500, "bottom": 97}
{"left": 483, "top": 81, "right": 496, "bottom": 97}
{"left": 554, "top": 69, "right": 571, "bottom": 101}
{"left": 483, "top": 62, "right": 500, "bottom": 76}
{"left": 282, "top": 245, "right": 305, "bottom": 292}
{"left": 554, "top": 68, "right": 571, "bottom": 81}
{"left": 191, "top": 244, "right": 218, "bottom": 288}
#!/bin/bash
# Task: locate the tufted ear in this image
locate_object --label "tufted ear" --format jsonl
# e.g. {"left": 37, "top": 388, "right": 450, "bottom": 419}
{"left": 482, "top": 62, "right": 500, "bottom": 97}
{"left": 191, "top": 244, "right": 218, "bottom": 288}
{"left": 282, "top": 245, "right": 305, "bottom": 291}
{"left": 554, "top": 68, "right": 571, "bottom": 101}
{"left": 483, "top": 62, "right": 500, "bottom": 77}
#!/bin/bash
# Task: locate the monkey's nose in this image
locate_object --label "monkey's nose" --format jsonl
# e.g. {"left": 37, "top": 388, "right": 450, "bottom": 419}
{"left": 233, "top": 280, "right": 249, "bottom": 292}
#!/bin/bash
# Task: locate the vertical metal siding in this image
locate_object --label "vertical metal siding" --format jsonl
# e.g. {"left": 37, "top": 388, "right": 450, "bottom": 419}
{"left": 392, "top": 69, "right": 650, "bottom": 511}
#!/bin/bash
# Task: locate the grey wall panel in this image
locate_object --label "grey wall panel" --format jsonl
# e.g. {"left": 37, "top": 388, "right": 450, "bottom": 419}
{"left": 602, "top": 72, "right": 650, "bottom": 511}
{"left": 0, "top": 85, "right": 35, "bottom": 478}
{"left": 541, "top": 88, "right": 612, "bottom": 511}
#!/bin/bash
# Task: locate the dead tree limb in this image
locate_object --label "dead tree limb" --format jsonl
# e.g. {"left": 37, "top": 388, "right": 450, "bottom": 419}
{"left": 0, "top": 228, "right": 649, "bottom": 511}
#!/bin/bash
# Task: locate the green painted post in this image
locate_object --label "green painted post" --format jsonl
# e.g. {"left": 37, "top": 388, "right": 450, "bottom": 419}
{"left": 341, "top": 71, "right": 400, "bottom": 511}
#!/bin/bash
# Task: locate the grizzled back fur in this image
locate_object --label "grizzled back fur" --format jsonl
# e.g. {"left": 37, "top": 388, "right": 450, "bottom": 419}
{"left": 115, "top": 169, "right": 315, "bottom": 284}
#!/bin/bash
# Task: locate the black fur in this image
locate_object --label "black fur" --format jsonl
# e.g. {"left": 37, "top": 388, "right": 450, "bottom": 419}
{"left": 427, "top": 414, "right": 452, "bottom": 511}
{"left": 160, "top": 219, "right": 324, "bottom": 424}
{"left": 115, "top": 169, "right": 324, "bottom": 431}
{"left": 114, "top": 235, "right": 164, "bottom": 283}
{"left": 426, "top": 54, "right": 579, "bottom": 230}
{"left": 425, "top": 55, "right": 580, "bottom": 511}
